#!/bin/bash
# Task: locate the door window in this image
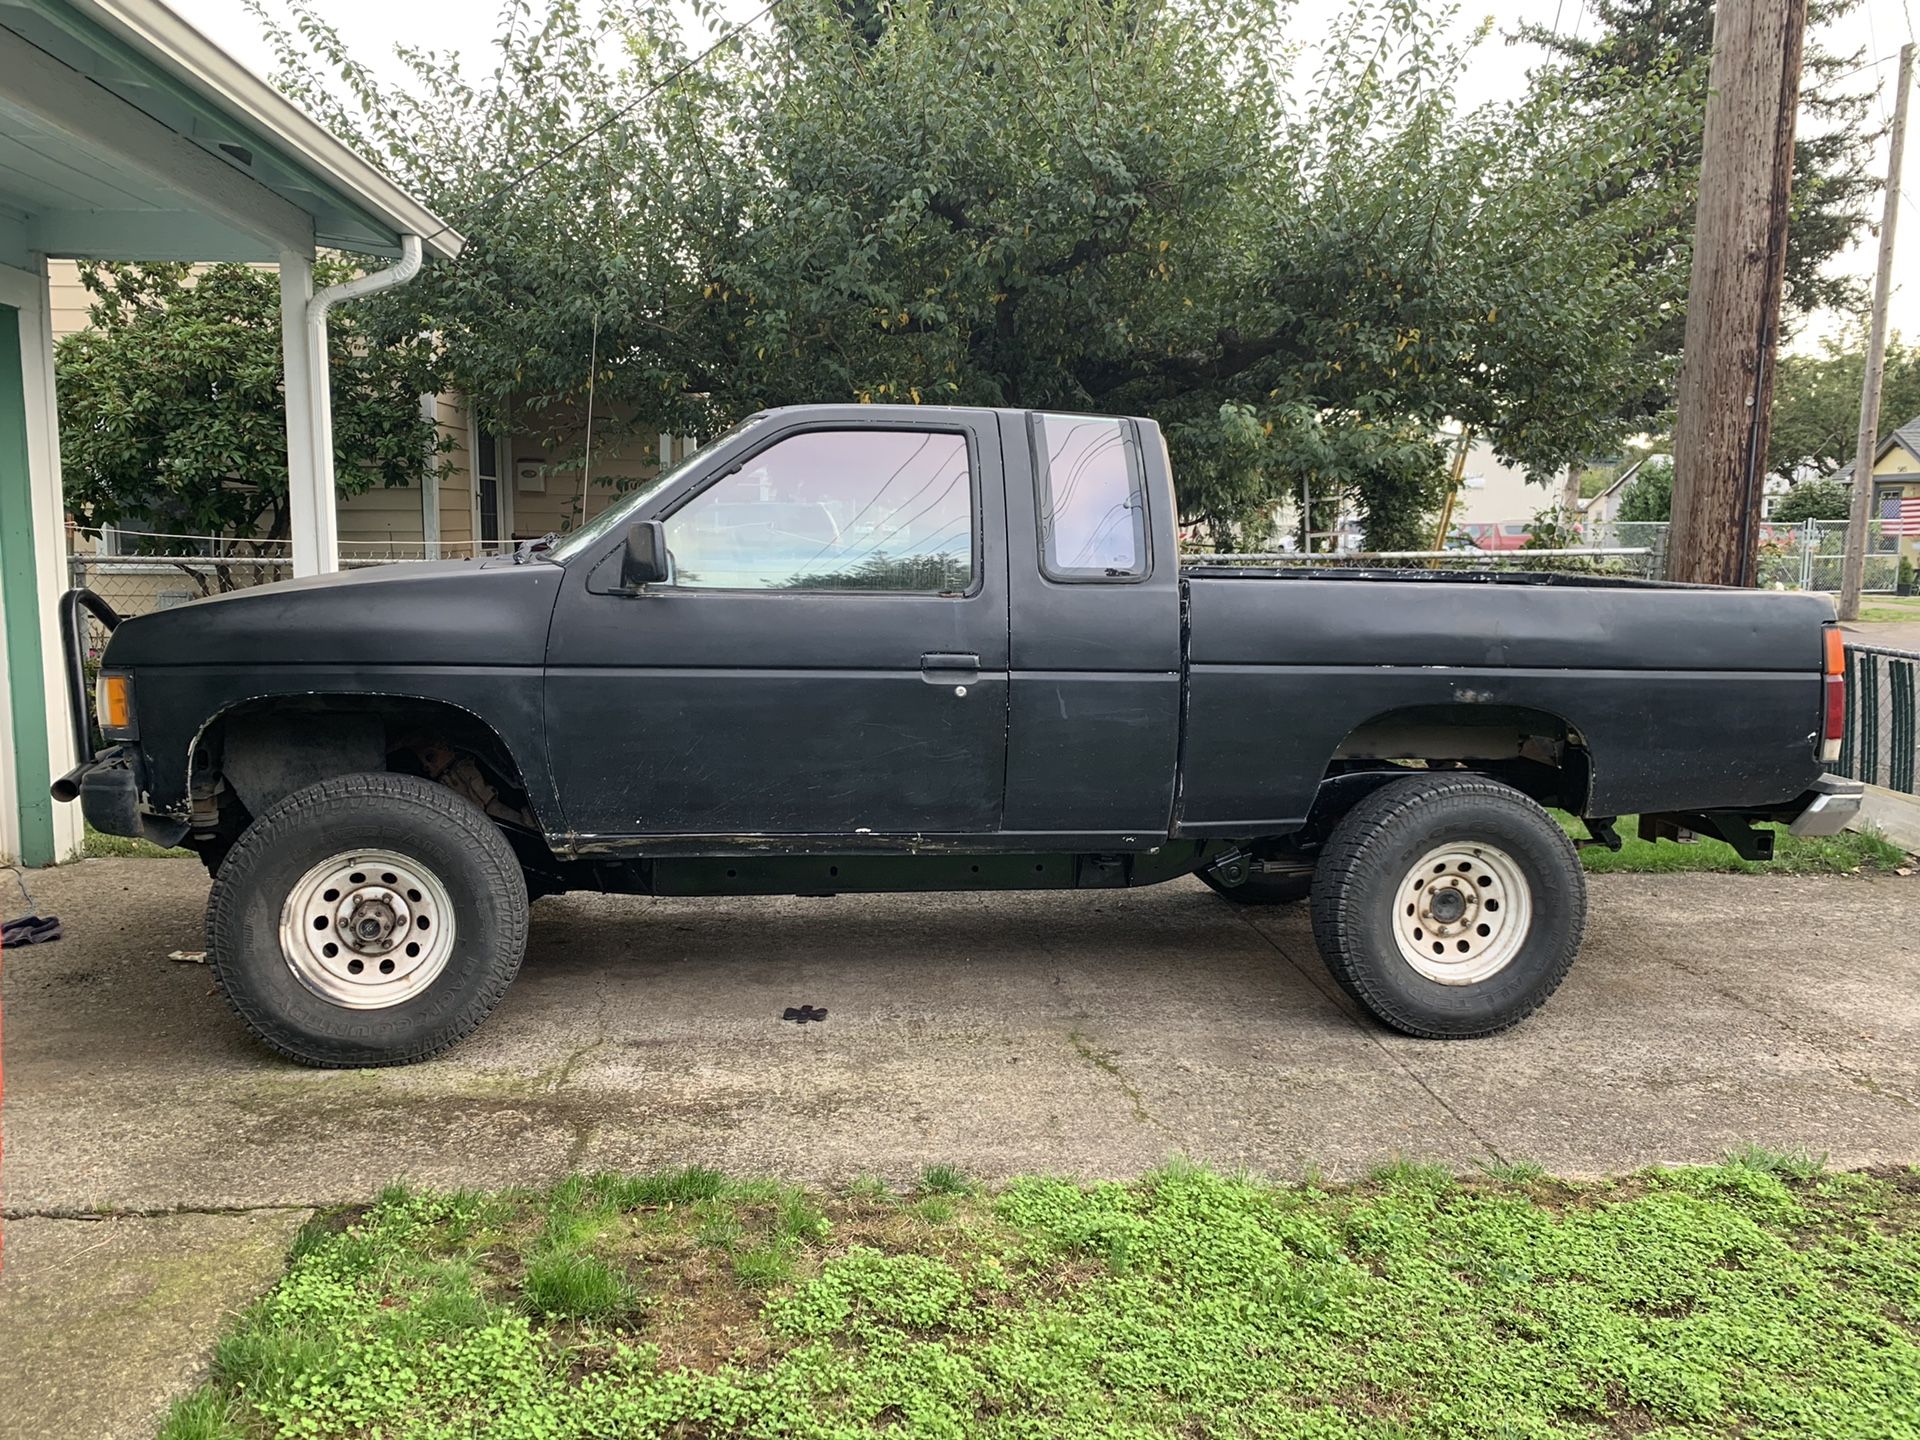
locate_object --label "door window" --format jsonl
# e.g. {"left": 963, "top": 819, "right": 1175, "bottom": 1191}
{"left": 663, "top": 429, "right": 975, "bottom": 592}
{"left": 476, "top": 427, "right": 502, "bottom": 551}
{"left": 1033, "top": 414, "right": 1147, "bottom": 579}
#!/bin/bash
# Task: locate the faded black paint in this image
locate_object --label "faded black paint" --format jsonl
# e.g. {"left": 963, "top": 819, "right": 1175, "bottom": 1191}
{"left": 74, "top": 403, "right": 1834, "bottom": 891}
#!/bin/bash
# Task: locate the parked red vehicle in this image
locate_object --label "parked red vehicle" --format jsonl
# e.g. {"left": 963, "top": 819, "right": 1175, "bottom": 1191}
{"left": 1455, "top": 522, "right": 1539, "bottom": 552}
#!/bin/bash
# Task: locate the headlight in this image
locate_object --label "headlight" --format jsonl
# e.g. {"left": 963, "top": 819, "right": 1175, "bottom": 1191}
{"left": 95, "top": 669, "right": 137, "bottom": 739}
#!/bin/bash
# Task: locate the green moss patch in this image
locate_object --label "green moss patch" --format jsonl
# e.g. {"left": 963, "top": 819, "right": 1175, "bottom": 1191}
{"left": 160, "top": 1155, "right": 1920, "bottom": 1439}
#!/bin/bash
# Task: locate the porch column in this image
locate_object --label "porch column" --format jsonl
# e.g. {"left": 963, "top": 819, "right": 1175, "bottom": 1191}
{"left": 0, "top": 260, "right": 81, "bottom": 865}
{"left": 279, "top": 249, "right": 336, "bottom": 576}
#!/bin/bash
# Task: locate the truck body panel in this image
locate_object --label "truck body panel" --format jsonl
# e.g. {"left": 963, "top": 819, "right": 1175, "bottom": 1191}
{"left": 66, "top": 403, "right": 1845, "bottom": 884}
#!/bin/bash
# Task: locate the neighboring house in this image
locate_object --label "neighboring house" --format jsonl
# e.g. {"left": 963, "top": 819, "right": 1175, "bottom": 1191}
{"left": 48, "top": 260, "right": 688, "bottom": 559}
{"left": 1448, "top": 435, "right": 1562, "bottom": 526}
{"left": 1834, "top": 414, "right": 1920, "bottom": 561}
{"left": 1579, "top": 456, "right": 1666, "bottom": 526}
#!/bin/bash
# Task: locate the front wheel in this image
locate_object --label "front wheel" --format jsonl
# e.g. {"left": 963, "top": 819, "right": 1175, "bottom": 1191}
{"left": 1309, "top": 775, "right": 1585, "bottom": 1038}
{"left": 206, "top": 772, "right": 528, "bottom": 1066}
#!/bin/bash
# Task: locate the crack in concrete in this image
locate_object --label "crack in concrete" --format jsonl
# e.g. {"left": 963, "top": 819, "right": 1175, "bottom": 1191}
{"left": 541, "top": 1034, "right": 610, "bottom": 1095}
{"left": 1231, "top": 909, "right": 1509, "bottom": 1166}
{"left": 4, "top": 1203, "right": 316, "bottom": 1221}
{"left": 1664, "top": 958, "right": 1920, "bottom": 1112}
{"left": 1065, "top": 1028, "right": 1165, "bottom": 1131}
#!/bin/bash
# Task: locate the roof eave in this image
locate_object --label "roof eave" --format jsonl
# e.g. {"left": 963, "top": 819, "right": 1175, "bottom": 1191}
{"left": 65, "top": 0, "right": 463, "bottom": 261}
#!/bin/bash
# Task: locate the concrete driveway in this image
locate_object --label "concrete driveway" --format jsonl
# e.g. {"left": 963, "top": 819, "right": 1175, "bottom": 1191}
{"left": 4, "top": 856, "right": 1920, "bottom": 1437}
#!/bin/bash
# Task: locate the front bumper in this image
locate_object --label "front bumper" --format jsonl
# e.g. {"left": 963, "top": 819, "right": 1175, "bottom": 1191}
{"left": 53, "top": 744, "right": 190, "bottom": 848}
{"left": 1785, "top": 775, "right": 1866, "bottom": 838}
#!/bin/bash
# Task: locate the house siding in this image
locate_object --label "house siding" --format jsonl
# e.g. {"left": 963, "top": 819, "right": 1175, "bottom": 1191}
{"left": 48, "top": 261, "right": 678, "bottom": 561}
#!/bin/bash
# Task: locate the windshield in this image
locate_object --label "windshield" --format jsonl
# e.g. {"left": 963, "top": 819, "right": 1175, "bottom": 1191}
{"left": 548, "top": 416, "right": 766, "bottom": 562}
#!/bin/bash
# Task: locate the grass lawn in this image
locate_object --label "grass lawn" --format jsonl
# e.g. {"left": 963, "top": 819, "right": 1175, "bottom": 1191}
{"left": 1553, "top": 811, "right": 1908, "bottom": 876}
{"left": 1853, "top": 594, "right": 1920, "bottom": 625}
{"left": 162, "top": 1155, "right": 1920, "bottom": 1440}
{"left": 82, "top": 823, "right": 191, "bottom": 859}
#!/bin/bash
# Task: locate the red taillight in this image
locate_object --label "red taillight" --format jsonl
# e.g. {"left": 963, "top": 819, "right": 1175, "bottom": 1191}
{"left": 1822, "top": 626, "right": 1845, "bottom": 759}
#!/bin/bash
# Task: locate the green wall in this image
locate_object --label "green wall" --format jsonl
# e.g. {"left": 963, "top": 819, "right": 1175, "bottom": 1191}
{"left": 0, "top": 301, "right": 55, "bottom": 866}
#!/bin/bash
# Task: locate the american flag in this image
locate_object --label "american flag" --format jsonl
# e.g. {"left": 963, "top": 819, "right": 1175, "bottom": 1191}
{"left": 1879, "top": 490, "right": 1920, "bottom": 536}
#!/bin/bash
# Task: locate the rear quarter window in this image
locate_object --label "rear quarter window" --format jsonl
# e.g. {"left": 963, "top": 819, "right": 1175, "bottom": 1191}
{"left": 1032, "top": 413, "right": 1149, "bottom": 581}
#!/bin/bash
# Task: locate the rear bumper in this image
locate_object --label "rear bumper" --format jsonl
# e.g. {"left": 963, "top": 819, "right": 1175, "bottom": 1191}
{"left": 1785, "top": 775, "right": 1865, "bottom": 838}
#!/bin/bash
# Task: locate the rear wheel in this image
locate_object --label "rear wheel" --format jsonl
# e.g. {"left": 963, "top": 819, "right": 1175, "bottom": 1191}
{"left": 1309, "top": 775, "right": 1584, "bottom": 1038}
{"left": 206, "top": 772, "right": 528, "bottom": 1066}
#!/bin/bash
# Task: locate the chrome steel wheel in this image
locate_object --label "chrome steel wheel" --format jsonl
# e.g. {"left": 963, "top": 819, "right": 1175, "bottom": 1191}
{"left": 1393, "top": 841, "right": 1532, "bottom": 985}
{"left": 279, "top": 849, "right": 455, "bottom": 1009}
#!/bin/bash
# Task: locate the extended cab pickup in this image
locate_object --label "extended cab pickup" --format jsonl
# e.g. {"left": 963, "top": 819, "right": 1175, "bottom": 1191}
{"left": 58, "top": 404, "right": 1862, "bottom": 1066}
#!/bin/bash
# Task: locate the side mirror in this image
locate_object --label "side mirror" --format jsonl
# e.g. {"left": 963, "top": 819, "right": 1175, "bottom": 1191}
{"left": 622, "top": 520, "right": 669, "bottom": 588}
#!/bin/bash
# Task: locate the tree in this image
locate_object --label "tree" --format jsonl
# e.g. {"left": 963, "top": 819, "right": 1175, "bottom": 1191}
{"left": 252, "top": 0, "right": 1702, "bottom": 548}
{"left": 1768, "top": 331, "right": 1920, "bottom": 480}
{"left": 1617, "top": 456, "right": 1675, "bottom": 521}
{"left": 56, "top": 261, "right": 441, "bottom": 572}
{"left": 1525, "top": 0, "right": 1879, "bottom": 327}
{"left": 1771, "top": 475, "right": 1852, "bottom": 522}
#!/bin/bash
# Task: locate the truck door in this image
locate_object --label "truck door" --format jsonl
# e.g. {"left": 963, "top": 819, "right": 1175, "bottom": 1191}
{"left": 999, "top": 411, "right": 1183, "bottom": 845}
{"left": 543, "top": 410, "right": 1010, "bottom": 840}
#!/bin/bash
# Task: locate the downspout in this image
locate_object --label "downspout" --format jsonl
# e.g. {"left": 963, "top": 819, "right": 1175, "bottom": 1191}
{"left": 419, "top": 383, "right": 441, "bottom": 559}
{"left": 300, "top": 234, "right": 425, "bottom": 574}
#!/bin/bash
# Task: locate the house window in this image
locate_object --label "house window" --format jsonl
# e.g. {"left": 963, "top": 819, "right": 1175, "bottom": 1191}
{"left": 476, "top": 426, "right": 502, "bottom": 551}
{"left": 1874, "top": 486, "right": 1908, "bottom": 552}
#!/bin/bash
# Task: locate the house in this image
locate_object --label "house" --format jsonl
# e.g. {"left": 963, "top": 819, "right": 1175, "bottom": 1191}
{"left": 2, "top": 0, "right": 464, "bottom": 866}
{"left": 1834, "top": 414, "right": 1920, "bottom": 561}
{"left": 48, "top": 260, "right": 691, "bottom": 561}
{"left": 1578, "top": 456, "right": 1668, "bottom": 526}
{"left": 1447, "top": 435, "right": 1563, "bottom": 527}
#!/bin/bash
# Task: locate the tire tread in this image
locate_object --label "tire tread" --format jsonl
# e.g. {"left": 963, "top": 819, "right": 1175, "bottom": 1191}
{"left": 1308, "top": 774, "right": 1585, "bottom": 1039}
{"left": 206, "top": 772, "right": 527, "bottom": 1067}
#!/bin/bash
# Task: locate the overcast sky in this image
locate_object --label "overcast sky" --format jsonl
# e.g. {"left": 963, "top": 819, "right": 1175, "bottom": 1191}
{"left": 166, "top": 0, "right": 1920, "bottom": 352}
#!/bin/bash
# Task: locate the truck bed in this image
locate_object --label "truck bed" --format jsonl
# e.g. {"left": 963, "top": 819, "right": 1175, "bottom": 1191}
{"left": 1172, "top": 570, "right": 1832, "bottom": 833}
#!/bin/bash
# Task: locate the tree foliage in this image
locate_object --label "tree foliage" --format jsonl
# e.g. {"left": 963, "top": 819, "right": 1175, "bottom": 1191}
{"left": 1768, "top": 331, "right": 1920, "bottom": 482}
{"left": 253, "top": 0, "right": 1703, "bottom": 547}
{"left": 1525, "top": 0, "right": 1879, "bottom": 322}
{"left": 1616, "top": 455, "right": 1673, "bottom": 522}
{"left": 56, "top": 261, "right": 440, "bottom": 551}
{"left": 1771, "top": 475, "right": 1852, "bottom": 523}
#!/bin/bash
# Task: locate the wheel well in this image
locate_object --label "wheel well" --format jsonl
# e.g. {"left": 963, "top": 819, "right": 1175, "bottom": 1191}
{"left": 1313, "top": 703, "right": 1592, "bottom": 825}
{"left": 188, "top": 696, "right": 541, "bottom": 858}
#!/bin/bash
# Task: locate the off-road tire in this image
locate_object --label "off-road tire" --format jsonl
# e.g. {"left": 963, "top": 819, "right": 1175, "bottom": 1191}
{"left": 206, "top": 772, "right": 528, "bottom": 1066}
{"left": 1199, "top": 869, "right": 1313, "bottom": 905}
{"left": 1309, "top": 775, "right": 1585, "bottom": 1038}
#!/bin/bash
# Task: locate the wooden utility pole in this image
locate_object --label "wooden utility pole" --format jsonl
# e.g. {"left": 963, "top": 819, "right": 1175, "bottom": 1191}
{"left": 1838, "top": 42, "right": 1914, "bottom": 621}
{"left": 1668, "top": 0, "right": 1808, "bottom": 586}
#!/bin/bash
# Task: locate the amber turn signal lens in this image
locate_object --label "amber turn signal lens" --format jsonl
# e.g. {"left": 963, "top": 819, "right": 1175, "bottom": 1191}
{"left": 97, "top": 672, "right": 133, "bottom": 732}
{"left": 1824, "top": 626, "right": 1845, "bottom": 677}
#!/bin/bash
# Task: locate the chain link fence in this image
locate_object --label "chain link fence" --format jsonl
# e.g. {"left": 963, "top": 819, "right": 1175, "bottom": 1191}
{"left": 1755, "top": 518, "right": 1902, "bottom": 592}
{"left": 65, "top": 535, "right": 466, "bottom": 667}
{"left": 1835, "top": 644, "right": 1920, "bottom": 796}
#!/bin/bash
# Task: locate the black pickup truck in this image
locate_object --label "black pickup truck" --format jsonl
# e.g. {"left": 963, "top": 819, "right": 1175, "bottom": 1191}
{"left": 58, "top": 404, "right": 1860, "bottom": 1066}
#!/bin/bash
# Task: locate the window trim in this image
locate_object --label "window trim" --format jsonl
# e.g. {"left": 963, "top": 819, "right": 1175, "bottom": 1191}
{"left": 471, "top": 416, "right": 512, "bottom": 552}
{"left": 1028, "top": 412, "right": 1152, "bottom": 585}
{"left": 652, "top": 423, "right": 986, "bottom": 598}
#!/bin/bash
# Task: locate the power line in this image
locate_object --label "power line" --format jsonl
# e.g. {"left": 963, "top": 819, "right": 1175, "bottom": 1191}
{"left": 421, "top": 0, "right": 791, "bottom": 249}
{"left": 1830, "top": 49, "right": 1906, "bottom": 86}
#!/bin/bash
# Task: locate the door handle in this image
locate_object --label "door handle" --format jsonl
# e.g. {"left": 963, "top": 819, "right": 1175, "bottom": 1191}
{"left": 921, "top": 652, "right": 980, "bottom": 689}
{"left": 920, "top": 652, "right": 981, "bottom": 673}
